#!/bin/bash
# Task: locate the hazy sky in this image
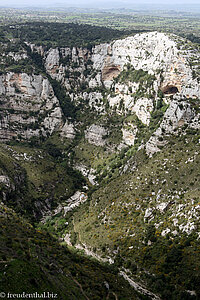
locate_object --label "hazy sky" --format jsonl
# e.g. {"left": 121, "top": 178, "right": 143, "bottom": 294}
{"left": 0, "top": 0, "right": 199, "bottom": 9}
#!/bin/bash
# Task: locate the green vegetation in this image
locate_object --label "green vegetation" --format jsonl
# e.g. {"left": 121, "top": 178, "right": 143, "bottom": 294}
{"left": 49, "top": 78, "right": 77, "bottom": 120}
{"left": 0, "top": 22, "right": 136, "bottom": 49}
{"left": 0, "top": 142, "right": 85, "bottom": 221}
{"left": 0, "top": 8, "right": 199, "bottom": 46}
{"left": 45, "top": 131, "right": 200, "bottom": 299}
{"left": 0, "top": 14, "right": 199, "bottom": 299}
{"left": 116, "top": 64, "right": 156, "bottom": 87}
{"left": 0, "top": 203, "right": 139, "bottom": 299}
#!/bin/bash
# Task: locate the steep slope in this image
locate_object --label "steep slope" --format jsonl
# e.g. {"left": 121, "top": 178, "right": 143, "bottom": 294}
{"left": 34, "top": 31, "right": 199, "bottom": 299}
{"left": 0, "top": 39, "right": 64, "bottom": 141}
{"left": 41, "top": 128, "right": 200, "bottom": 299}
{"left": 34, "top": 31, "right": 199, "bottom": 185}
{"left": 0, "top": 23, "right": 200, "bottom": 299}
{"left": 0, "top": 203, "right": 139, "bottom": 299}
{"left": 0, "top": 141, "right": 86, "bottom": 220}
{"left": 0, "top": 28, "right": 199, "bottom": 153}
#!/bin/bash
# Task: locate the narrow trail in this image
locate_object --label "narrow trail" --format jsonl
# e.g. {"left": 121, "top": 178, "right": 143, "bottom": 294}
{"left": 65, "top": 237, "right": 160, "bottom": 300}
{"left": 106, "top": 291, "right": 118, "bottom": 300}
{"left": 68, "top": 273, "right": 90, "bottom": 300}
{"left": 120, "top": 271, "right": 161, "bottom": 300}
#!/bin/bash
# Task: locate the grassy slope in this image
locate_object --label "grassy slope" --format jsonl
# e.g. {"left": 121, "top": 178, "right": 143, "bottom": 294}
{"left": 47, "top": 131, "right": 200, "bottom": 299}
{"left": 0, "top": 141, "right": 141, "bottom": 299}
{"left": 0, "top": 141, "right": 85, "bottom": 221}
{"left": 0, "top": 21, "right": 199, "bottom": 299}
{"left": 0, "top": 203, "right": 141, "bottom": 300}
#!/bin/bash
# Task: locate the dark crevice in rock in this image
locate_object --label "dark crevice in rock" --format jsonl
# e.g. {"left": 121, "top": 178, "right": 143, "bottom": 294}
{"left": 102, "top": 65, "right": 121, "bottom": 81}
{"left": 162, "top": 85, "right": 179, "bottom": 95}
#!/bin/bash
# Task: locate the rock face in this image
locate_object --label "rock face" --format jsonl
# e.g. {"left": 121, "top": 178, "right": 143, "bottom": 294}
{"left": 60, "top": 121, "right": 75, "bottom": 139}
{"left": 102, "top": 63, "right": 121, "bottom": 82}
{"left": 132, "top": 98, "right": 154, "bottom": 126}
{"left": 0, "top": 175, "right": 11, "bottom": 188}
{"left": 45, "top": 48, "right": 60, "bottom": 75}
{"left": 1, "top": 29, "right": 200, "bottom": 299}
{"left": 146, "top": 100, "right": 196, "bottom": 156}
{"left": 91, "top": 32, "right": 200, "bottom": 97}
{"left": 41, "top": 31, "right": 200, "bottom": 152}
{"left": 85, "top": 124, "right": 107, "bottom": 146}
{"left": 0, "top": 31, "right": 199, "bottom": 147}
{"left": 0, "top": 72, "right": 63, "bottom": 141}
{"left": 122, "top": 126, "right": 138, "bottom": 146}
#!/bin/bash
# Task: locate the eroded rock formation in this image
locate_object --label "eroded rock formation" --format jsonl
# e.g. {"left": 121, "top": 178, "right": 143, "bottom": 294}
{"left": 0, "top": 31, "right": 199, "bottom": 148}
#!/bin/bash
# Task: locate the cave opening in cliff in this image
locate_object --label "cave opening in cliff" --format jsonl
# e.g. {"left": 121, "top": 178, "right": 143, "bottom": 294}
{"left": 162, "top": 85, "right": 179, "bottom": 95}
{"left": 102, "top": 65, "right": 121, "bottom": 81}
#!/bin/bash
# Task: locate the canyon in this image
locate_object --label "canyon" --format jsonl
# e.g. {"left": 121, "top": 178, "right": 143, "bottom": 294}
{"left": 0, "top": 27, "right": 200, "bottom": 299}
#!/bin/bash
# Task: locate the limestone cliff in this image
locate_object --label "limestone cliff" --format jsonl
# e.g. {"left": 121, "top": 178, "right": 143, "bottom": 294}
{"left": 1, "top": 26, "right": 200, "bottom": 300}
{"left": 0, "top": 31, "right": 199, "bottom": 149}
{"left": 0, "top": 72, "right": 63, "bottom": 141}
{"left": 41, "top": 31, "right": 200, "bottom": 153}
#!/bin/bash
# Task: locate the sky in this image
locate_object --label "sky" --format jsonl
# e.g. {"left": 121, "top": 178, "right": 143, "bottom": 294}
{"left": 0, "top": 0, "right": 200, "bottom": 10}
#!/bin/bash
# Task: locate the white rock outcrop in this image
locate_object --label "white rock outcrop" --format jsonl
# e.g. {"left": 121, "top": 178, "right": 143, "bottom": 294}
{"left": 1, "top": 31, "right": 199, "bottom": 147}
{"left": 146, "top": 100, "right": 196, "bottom": 156}
{"left": 0, "top": 72, "right": 63, "bottom": 141}
{"left": 91, "top": 32, "right": 200, "bottom": 99}
{"left": 122, "top": 126, "right": 138, "bottom": 146}
{"left": 60, "top": 121, "right": 75, "bottom": 139}
{"left": 85, "top": 124, "right": 107, "bottom": 146}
